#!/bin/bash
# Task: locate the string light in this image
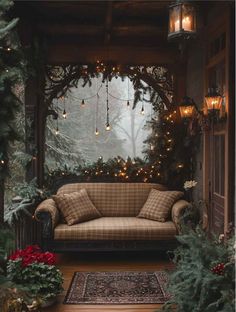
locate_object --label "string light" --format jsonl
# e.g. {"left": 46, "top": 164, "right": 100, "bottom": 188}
{"left": 62, "top": 109, "right": 67, "bottom": 119}
{"left": 140, "top": 91, "right": 145, "bottom": 115}
{"left": 55, "top": 100, "right": 59, "bottom": 135}
{"left": 62, "top": 96, "right": 67, "bottom": 119}
{"left": 127, "top": 78, "right": 130, "bottom": 107}
{"left": 141, "top": 105, "right": 145, "bottom": 115}
{"left": 95, "top": 128, "right": 99, "bottom": 136}
{"left": 105, "top": 79, "right": 111, "bottom": 131}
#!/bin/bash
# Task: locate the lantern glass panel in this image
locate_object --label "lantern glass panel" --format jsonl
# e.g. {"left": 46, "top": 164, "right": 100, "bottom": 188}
{"left": 205, "top": 96, "right": 222, "bottom": 111}
{"left": 179, "top": 105, "right": 195, "bottom": 118}
{"left": 182, "top": 4, "right": 196, "bottom": 32}
{"left": 169, "top": 5, "right": 181, "bottom": 34}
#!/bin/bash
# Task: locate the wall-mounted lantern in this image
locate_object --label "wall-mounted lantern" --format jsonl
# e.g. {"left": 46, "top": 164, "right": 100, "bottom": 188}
{"left": 205, "top": 87, "right": 223, "bottom": 111}
{"left": 179, "top": 96, "right": 196, "bottom": 118}
{"left": 168, "top": 1, "right": 197, "bottom": 41}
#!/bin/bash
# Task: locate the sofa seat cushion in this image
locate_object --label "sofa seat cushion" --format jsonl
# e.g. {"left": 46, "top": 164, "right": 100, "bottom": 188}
{"left": 54, "top": 217, "right": 177, "bottom": 240}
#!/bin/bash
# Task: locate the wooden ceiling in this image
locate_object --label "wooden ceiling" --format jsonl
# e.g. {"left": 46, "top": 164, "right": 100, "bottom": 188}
{"left": 13, "top": 1, "right": 180, "bottom": 64}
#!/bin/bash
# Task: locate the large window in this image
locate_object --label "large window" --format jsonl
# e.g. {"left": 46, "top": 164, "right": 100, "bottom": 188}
{"left": 45, "top": 76, "right": 153, "bottom": 169}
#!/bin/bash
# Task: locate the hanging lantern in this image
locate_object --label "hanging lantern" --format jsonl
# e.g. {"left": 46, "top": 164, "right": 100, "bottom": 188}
{"left": 205, "top": 87, "right": 223, "bottom": 111}
{"left": 179, "top": 96, "right": 196, "bottom": 118}
{"left": 168, "top": 1, "right": 197, "bottom": 41}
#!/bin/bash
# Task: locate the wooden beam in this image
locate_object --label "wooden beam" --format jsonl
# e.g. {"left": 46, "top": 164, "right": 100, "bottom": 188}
{"left": 46, "top": 44, "right": 179, "bottom": 65}
{"left": 37, "top": 24, "right": 104, "bottom": 36}
{"left": 37, "top": 22, "right": 166, "bottom": 38}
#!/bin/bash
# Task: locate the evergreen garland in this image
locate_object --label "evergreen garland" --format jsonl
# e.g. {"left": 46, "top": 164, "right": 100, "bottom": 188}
{"left": 160, "top": 227, "right": 235, "bottom": 312}
{"left": 0, "top": 0, "right": 25, "bottom": 181}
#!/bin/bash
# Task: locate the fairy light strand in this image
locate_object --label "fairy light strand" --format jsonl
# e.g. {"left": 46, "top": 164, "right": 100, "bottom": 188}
{"left": 62, "top": 96, "right": 67, "bottom": 119}
{"left": 105, "top": 79, "right": 110, "bottom": 131}
{"left": 95, "top": 79, "right": 99, "bottom": 135}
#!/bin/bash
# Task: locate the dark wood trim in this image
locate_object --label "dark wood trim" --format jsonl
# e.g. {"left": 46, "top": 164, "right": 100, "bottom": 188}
{"left": 0, "top": 181, "right": 4, "bottom": 224}
{"left": 227, "top": 3, "right": 235, "bottom": 225}
{"left": 46, "top": 239, "right": 178, "bottom": 253}
{"left": 46, "top": 44, "right": 179, "bottom": 66}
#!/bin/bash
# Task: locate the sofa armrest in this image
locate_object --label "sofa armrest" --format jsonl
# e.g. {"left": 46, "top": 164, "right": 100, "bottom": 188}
{"left": 172, "top": 199, "right": 191, "bottom": 231}
{"left": 35, "top": 198, "right": 60, "bottom": 229}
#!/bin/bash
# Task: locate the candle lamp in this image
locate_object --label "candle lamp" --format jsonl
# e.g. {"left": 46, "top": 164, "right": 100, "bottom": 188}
{"left": 168, "top": 1, "right": 197, "bottom": 41}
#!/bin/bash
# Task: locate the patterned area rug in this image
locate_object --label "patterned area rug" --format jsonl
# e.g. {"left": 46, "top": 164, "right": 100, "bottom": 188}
{"left": 64, "top": 271, "right": 170, "bottom": 304}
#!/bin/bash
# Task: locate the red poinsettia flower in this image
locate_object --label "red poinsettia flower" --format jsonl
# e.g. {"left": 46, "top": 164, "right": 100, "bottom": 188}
{"left": 9, "top": 245, "right": 56, "bottom": 267}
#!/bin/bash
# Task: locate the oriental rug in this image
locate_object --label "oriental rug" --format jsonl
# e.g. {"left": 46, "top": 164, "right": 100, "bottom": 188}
{"left": 64, "top": 271, "right": 170, "bottom": 304}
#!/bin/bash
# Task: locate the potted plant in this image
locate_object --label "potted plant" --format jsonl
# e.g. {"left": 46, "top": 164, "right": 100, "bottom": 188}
{"left": 6, "top": 245, "right": 63, "bottom": 307}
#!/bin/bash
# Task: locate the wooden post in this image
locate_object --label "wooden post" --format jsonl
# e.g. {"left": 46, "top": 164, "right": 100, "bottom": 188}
{"left": 0, "top": 181, "right": 4, "bottom": 225}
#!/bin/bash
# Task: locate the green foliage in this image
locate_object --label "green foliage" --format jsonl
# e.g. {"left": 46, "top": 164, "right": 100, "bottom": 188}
{"left": 0, "top": 227, "right": 32, "bottom": 312}
{"left": 144, "top": 110, "right": 200, "bottom": 189}
{"left": 12, "top": 178, "right": 42, "bottom": 200}
{"left": 4, "top": 178, "right": 50, "bottom": 226}
{"left": 7, "top": 260, "right": 64, "bottom": 301}
{"left": 0, "top": 0, "right": 26, "bottom": 182}
{"left": 0, "top": 227, "right": 14, "bottom": 274}
{"left": 44, "top": 156, "right": 163, "bottom": 193}
{"left": 160, "top": 227, "right": 235, "bottom": 312}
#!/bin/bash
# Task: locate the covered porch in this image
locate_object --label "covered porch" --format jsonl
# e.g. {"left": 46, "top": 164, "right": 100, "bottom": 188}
{"left": 0, "top": 1, "right": 235, "bottom": 311}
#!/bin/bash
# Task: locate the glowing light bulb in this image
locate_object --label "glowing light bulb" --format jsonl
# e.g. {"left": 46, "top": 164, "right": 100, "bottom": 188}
{"left": 106, "top": 123, "right": 111, "bottom": 131}
{"left": 62, "top": 109, "right": 67, "bottom": 119}
{"left": 95, "top": 128, "right": 99, "bottom": 136}
{"left": 140, "top": 106, "right": 145, "bottom": 115}
{"left": 55, "top": 127, "right": 59, "bottom": 135}
{"left": 1, "top": 160, "right": 5, "bottom": 164}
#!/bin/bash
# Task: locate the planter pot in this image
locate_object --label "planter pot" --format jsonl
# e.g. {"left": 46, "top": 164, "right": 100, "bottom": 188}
{"left": 41, "top": 297, "right": 57, "bottom": 308}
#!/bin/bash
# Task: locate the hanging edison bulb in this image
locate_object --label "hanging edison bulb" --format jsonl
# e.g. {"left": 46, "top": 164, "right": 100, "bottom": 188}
{"left": 95, "top": 128, "right": 99, "bottom": 136}
{"left": 81, "top": 99, "right": 85, "bottom": 107}
{"left": 62, "top": 109, "right": 67, "bottom": 119}
{"left": 106, "top": 123, "right": 111, "bottom": 131}
{"left": 140, "top": 105, "right": 145, "bottom": 115}
{"left": 55, "top": 127, "right": 59, "bottom": 135}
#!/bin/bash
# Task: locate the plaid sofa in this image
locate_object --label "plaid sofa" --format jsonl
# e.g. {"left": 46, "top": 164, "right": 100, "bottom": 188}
{"left": 35, "top": 183, "right": 190, "bottom": 252}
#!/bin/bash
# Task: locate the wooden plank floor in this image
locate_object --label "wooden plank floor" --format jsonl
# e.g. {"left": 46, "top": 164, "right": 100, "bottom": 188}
{"left": 43, "top": 251, "right": 174, "bottom": 312}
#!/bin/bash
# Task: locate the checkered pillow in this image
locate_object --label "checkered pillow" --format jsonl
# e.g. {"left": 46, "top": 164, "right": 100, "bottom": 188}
{"left": 137, "top": 189, "right": 183, "bottom": 222}
{"left": 52, "top": 189, "right": 101, "bottom": 226}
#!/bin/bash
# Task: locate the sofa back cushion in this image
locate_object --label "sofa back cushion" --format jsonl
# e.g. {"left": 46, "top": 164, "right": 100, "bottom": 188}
{"left": 57, "top": 183, "right": 167, "bottom": 217}
{"left": 53, "top": 189, "right": 101, "bottom": 225}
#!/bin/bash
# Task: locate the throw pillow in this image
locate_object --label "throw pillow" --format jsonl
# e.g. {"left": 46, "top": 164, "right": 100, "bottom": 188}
{"left": 52, "top": 189, "right": 101, "bottom": 226}
{"left": 137, "top": 189, "right": 183, "bottom": 222}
